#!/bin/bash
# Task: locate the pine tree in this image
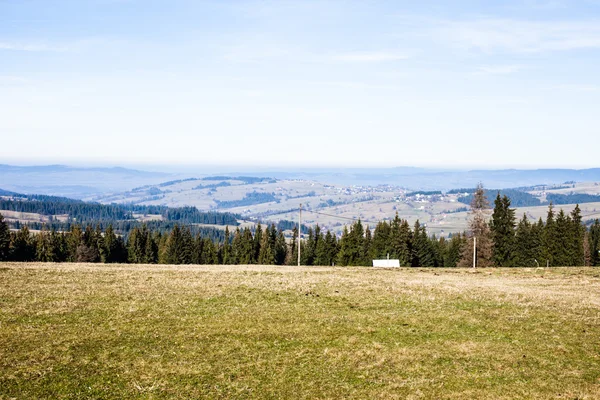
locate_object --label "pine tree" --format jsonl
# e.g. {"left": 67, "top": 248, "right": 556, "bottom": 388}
{"left": 51, "top": 230, "right": 68, "bottom": 262}
{"left": 144, "top": 231, "right": 158, "bottom": 264}
{"left": 569, "top": 205, "right": 585, "bottom": 266}
{"left": 0, "top": 214, "right": 10, "bottom": 261}
{"left": 337, "top": 226, "right": 351, "bottom": 266}
{"left": 36, "top": 228, "right": 55, "bottom": 262}
{"left": 288, "top": 226, "right": 298, "bottom": 265}
{"left": 543, "top": 204, "right": 558, "bottom": 266}
{"left": 554, "top": 209, "right": 571, "bottom": 266}
{"left": 221, "top": 226, "right": 232, "bottom": 264}
{"left": 274, "top": 229, "right": 287, "bottom": 265}
{"left": 67, "top": 225, "right": 83, "bottom": 262}
{"left": 490, "top": 194, "right": 516, "bottom": 266}
{"left": 202, "top": 238, "right": 218, "bottom": 264}
{"left": 302, "top": 226, "right": 317, "bottom": 266}
{"left": 589, "top": 219, "right": 600, "bottom": 266}
{"left": 444, "top": 233, "right": 465, "bottom": 268}
{"left": 372, "top": 221, "right": 392, "bottom": 259}
{"left": 584, "top": 231, "right": 591, "bottom": 266}
{"left": 397, "top": 219, "right": 413, "bottom": 266}
{"left": 258, "top": 230, "right": 275, "bottom": 265}
{"left": 412, "top": 221, "right": 434, "bottom": 267}
{"left": 11, "top": 226, "right": 36, "bottom": 261}
{"left": 239, "top": 228, "right": 254, "bottom": 265}
{"left": 253, "top": 223, "right": 263, "bottom": 264}
{"left": 165, "top": 225, "right": 181, "bottom": 264}
{"left": 362, "top": 226, "right": 372, "bottom": 266}
{"left": 230, "top": 227, "right": 242, "bottom": 264}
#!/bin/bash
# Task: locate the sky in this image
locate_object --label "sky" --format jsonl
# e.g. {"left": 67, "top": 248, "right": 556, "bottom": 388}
{"left": 1, "top": 0, "right": 599, "bottom": 169}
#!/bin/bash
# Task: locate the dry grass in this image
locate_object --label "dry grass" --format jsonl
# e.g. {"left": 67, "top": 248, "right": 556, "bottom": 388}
{"left": 1, "top": 263, "right": 599, "bottom": 399}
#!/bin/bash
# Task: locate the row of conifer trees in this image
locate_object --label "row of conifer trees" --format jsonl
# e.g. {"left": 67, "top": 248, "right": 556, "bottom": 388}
{"left": 1, "top": 197, "right": 599, "bottom": 267}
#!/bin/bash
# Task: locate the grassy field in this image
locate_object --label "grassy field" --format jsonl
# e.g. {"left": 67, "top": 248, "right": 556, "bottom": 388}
{"left": 1, "top": 264, "right": 599, "bottom": 399}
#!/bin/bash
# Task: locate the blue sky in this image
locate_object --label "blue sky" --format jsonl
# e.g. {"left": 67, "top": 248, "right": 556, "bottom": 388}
{"left": 1, "top": 0, "right": 599, "bottom": 169}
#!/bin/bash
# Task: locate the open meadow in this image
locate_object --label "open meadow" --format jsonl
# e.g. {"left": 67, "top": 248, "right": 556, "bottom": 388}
{"left": 1, "top": 264, "right": 599, "bottom": 399}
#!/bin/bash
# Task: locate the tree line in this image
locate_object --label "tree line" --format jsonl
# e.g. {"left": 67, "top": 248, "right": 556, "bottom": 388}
{"left": 0, "top": 193, "right": 240, "bottom": 225}
{"left": 1, "top": 187, "right": 599, "bottom": 266}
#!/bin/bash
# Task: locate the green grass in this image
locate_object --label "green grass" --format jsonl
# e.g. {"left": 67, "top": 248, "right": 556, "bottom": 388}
{"left": 1, "top": 264, "right": 600, "bottom": 399}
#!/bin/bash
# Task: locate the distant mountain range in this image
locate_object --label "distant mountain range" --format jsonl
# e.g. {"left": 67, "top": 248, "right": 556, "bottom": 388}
{"left": 0, "top": 164, "right": 173, "bottom": 198}
{"left": 1, "top": 164, "right": 600, "bottom": 198}
{"left": 220, "top": 167, "right": 600, "bottom": 190}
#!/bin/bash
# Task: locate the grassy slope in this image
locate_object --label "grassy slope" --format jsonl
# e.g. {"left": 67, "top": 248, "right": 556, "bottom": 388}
{"left": 1, "top": 264, "right": 599, "bottom": 399}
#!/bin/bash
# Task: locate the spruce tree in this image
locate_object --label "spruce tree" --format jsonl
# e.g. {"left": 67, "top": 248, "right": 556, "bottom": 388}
{"left": 362, "top": 226, "right": 372, "bottom": 266}
{"left": 543, "top": 204, "right": 558, "bottom": 266}
{"left": 230, "top": 227, "right": 242, "bottom": 264}
{"left": 67, "top": 225, "right": 83, "bottom": 262}
{"left": 554, "top": 209, "right": 571, "bottom": 266}
{"left": 589, "top": 219, "right": 600, "bottom": 266}
{"left": 36, "top": 228, "right": 54, "bottom": 262}
{"left": 202, "top": 238, "right": 218, "bottom": 264}
{"left": 258, "top": 230, "right": 275, "bottom": 265}
{"left": 337, "top": 226, "right": 351, "bottom": 266}
{"left": 0, "top": 214, "right": 10, "bottom": 261}
{"left": 144, "top": 231, "right": 158, "bottom": 264}
{"left": 513, "top": 214, "right": 535, "bottom": 267}
{"left": 444, "top": 233, "right": 465, "bottom": 268}
{"left": 569, "top": 205, "right": 585, "bottom": 266}
{"left": 302, "top": 226, "right": 318, "bottom": 266}
{"left": 274, "top": 229, "right": 287, "bottom": 265}
{"left": 373, "top": 220, "right": 392, "bottom": 259}
{"left": 490, "top": 194, "right": 516, "bottom": 267}
{"left": 253, "top": 223, "right": 262, "bottom": 264}
{"left": 221, "top": 226, "right": 232, "bottom": 264}
{"left": 288, "top": 226, "right": 298, "bottom": 265}
{"left": 11, "top": 226, "right": 36, "bottom": 261}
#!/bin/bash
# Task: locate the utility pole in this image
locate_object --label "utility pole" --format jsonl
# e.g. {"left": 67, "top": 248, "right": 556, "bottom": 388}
{"left": 472, "top": 236, "right": 477, "bottom": 268}
{"left": 298, "top": 203, "right": 302, "bottom": 267}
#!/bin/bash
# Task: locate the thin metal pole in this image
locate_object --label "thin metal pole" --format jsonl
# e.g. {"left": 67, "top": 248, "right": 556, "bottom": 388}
{"left": 298, "top": 203, "right": 302, "bottom": 266}
{"left": 472, "top": 236, "right": 477, "bottom": 268}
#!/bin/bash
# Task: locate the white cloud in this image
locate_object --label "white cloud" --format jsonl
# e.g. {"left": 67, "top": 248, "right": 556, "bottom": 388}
{"left": 553, "top": 84, "right": 600, "bottom": 92}
{"left": 475, "top": 65, "right": 524, "bottom": 75}
{"left": 0, "top": 41, "right": 67, "bottom": 52}
{"left": 437, "top": 18, "right": 600, "bottom": 53}
{"left": 331, "top": 51, "right": 410, "bottom": 63}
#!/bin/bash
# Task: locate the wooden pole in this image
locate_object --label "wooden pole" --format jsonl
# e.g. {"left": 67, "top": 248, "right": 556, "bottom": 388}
{"left": 298, "top": 203, "right": 302, "bottom": 267}
{"left": 472, "top": 236, "right": 477, "bottom": 268}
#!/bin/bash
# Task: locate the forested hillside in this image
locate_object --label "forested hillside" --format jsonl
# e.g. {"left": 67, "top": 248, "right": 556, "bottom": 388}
{"left": 2, "top": 192, "right": 599, "bottom": 267}
{"left": 0, "top": 190, "right": 241, "bottom": 236}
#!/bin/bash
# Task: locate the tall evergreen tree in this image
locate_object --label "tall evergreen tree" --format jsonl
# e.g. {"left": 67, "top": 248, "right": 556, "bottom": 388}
{"left": 36, "top": 228, "right": 55, "bottom": 262}
{"left": 253, "top": 223, "right": 263, "bottom": 264}
{"left": 543, "top": 204, "right": 559, "bottom": 266}
{"left": 221, "top": 226, "right": 232, "bottom": 264}
{"left": 490, "top": 194, "right": 516, "bottom": 267}
{"left": 274, "top": 229, "right": 287, "bottom": 265}
{"left": 589, "top": 219, "right": 600, "bottom": 266}
{"left": 444, "top": 233, "right": 465, "bottom": 268}
{"left": 258, "top": 229, "right": 275, "bottom": 265}
{"left": 554, "top": 209, "right": 571, "bottom": 266}
{"left": 202, "top": 237, "right": 218, "bottom": 264}
{"left": 569, "top": 205, "right": 585, "bottom": 266}
{"left": 513, "top": 214, "right": 535, "bottom": 267}
{"left": 287, "top": 226, "right": 298, "bottom": 265}
{"left": 0, "top": 214, "right": 10, "bottom": 261}
{"left": 337, "top": 226, "right": 351, "bottom": 266}
{"left": 372, "top": 220, "right": 392, "bottom": 259}
{"left": 11, "top": 226, "right": 36, "bottom": 261}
